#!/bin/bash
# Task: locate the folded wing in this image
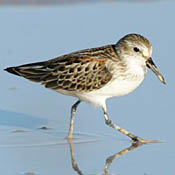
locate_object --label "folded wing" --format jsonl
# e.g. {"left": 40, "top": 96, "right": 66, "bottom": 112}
{"left": 5, "top": 46, "right": 114, "bottom": 92}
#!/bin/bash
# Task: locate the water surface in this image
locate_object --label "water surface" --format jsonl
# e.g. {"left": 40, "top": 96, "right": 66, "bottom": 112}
{"left": 0, "top": 1, "right": 174, "bottom": 175}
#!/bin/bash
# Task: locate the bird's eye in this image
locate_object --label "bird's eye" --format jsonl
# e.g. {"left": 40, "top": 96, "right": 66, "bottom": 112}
{"left": 133, "top": 47, "right": 140, "bottom": 52}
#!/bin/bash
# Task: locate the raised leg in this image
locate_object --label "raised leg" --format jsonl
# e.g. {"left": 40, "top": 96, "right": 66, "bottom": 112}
{"left": 67, "top": 100, "right": 81, "bottom": 139}
{"left": 102, "top": 106, "right": 159, "bottom": 144}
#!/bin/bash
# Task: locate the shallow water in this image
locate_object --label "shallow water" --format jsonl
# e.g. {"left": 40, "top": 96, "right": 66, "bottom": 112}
{"left": 0, "top": 1, "right": 175, "bottom": 175}
{"left": 0, "top": 111, "right": 173, "bottom": 175}
{"left": 0, "top": 111, "right": 170, "bottom": 175}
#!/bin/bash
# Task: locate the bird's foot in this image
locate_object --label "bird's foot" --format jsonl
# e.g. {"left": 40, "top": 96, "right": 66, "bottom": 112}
{"left": 131, "top": 136, "right": 160, "bottom": 144}
{"left": 66, "top": 135, "right": 74, "bottom": 140}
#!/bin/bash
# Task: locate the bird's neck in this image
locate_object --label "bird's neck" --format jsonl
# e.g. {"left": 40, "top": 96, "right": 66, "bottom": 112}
{"left": 123, "top": 56, "right": 147, "bottom": 78}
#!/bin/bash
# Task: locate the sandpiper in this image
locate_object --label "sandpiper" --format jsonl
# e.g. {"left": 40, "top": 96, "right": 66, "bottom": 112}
{"left": 5, "top": 33, "right": 166, "bottom": 143}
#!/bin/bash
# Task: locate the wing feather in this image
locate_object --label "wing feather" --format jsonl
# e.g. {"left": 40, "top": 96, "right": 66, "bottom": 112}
{"left": 43, "top": 57, "right": 112, "bottom": 92}
{"left": 5, "top": 45, "right": 117, "bottom": 92}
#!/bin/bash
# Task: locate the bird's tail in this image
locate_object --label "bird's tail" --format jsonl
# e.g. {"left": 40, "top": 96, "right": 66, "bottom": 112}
{"left": 4, "top": 61, "right": 50, "bottom": 82}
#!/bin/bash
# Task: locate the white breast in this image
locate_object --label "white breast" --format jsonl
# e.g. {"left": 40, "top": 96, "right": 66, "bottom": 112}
{"left": 75, "top": 57, "right": 147, "bottom": 107}
{"left": 76, "top": 76, "right": 144, "bottom": 107}
{"left": 56, "top": 56, "right": 147, "bottom": 107}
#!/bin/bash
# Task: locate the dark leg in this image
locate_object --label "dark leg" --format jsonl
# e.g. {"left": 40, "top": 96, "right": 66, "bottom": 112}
{"left": 67, "top": 100, "right": 81, "bottom": 139}
{"left": 102, "top": 107, "right": 159, "bottom": 144}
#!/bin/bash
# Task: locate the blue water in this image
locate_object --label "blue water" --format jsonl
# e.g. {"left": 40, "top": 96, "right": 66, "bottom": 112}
{"left": 0, "top": 1, "right": 174, "bottom": 175}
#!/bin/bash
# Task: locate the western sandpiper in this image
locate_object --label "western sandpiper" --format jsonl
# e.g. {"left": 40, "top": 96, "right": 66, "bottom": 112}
{"left": 5, "top": 34, "right": 166, "bottom": 143}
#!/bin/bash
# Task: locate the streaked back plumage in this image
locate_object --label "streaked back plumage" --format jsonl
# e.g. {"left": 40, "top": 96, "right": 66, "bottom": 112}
{"left": 4, "top": 45, "right": 119, "bottom": 92}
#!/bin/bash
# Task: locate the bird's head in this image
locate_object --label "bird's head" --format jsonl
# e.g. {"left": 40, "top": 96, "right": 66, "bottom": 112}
{"left": 115, "top": 33, "right": 166, "bottom": 84}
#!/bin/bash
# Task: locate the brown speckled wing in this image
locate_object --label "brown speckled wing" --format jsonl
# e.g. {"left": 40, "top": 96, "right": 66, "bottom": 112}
{"left": 42, "top": 56, "right": 112, "bottom": 92}
{"left": 5, "top": 45, "right": 116, "bottom": 92}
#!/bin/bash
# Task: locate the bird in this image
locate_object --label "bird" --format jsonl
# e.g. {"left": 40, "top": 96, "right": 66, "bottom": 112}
{"left": 4, "top": 33, "right": 166, "bottom": 143}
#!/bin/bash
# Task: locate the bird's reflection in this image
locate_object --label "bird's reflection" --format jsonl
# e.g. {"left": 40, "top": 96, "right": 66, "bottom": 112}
{"left": 67, "top": 139, "right": 83, "bottom": 175}
{"left": 104, "top": 142, "right": 144, "bottom": 175}
{"left": 67, "top": 138, "right": 144, "bottom": 175}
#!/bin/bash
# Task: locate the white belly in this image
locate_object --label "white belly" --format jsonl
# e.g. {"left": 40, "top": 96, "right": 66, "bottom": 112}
{"left": 74, "top": 75, "right": 144, "bottom": 107}
{"left": 56, "top": 58, "right": 147, "bottom": 107}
